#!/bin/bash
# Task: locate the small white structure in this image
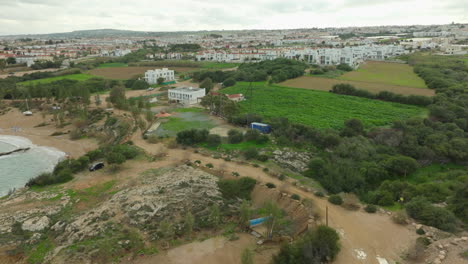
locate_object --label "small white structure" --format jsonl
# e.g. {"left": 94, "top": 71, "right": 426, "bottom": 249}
{"left": 144, "top": 68, "right": 175, "bottom": 84}
{"left": 168, "top": 87, "right": 206, "bottom": 105}
{"left": 22, "top": 111, "right": 33, "bottom": 116}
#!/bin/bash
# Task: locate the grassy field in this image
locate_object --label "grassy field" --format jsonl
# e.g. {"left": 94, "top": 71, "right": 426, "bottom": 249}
{"left": 280, "top": 76, "right": 434, "bottom": 96}
{"left": 338, "top": 61, "right": 428, "bottom": 88}
{"left": 200, "top": 62, "right": 239, "bottom": 69}
{"left": 222, "top": 82, "right": 427, "bottom": 129}
{"left": 89, "top": 66, "right": 197, "bottom": 79}
{"left": 154, "top": 110, "right": 215, "bottom": 136}
{"left": 96, "top": 63, "right": 128, "bottom": 68}
{"left": 19, "top": 74, "right": 98, "bottom": 85}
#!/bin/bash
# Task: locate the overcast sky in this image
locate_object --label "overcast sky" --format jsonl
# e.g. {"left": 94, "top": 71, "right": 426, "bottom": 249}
{"left": 0, "top": 0, "right": 466, "bottom": 35}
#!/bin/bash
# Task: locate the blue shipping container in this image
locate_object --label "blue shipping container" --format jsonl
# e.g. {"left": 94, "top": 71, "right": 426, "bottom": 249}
{"left": 250, "top": 122, "right": 271, "bottom": 133}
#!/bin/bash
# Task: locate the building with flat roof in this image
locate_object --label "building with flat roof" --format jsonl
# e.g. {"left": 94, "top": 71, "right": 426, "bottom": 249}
{"left": 168, "top": 87, "right": 206, "bottom": 105}
{"left": 144, "top": 68, "right": 175, "bottom": 84}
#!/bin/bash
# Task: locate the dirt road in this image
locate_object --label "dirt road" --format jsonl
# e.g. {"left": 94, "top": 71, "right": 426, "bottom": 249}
{"left": 0, "top": 68, "right": 58, "bottom": 79}
{"left": 130, "top": 134, "right": 417, "bottom": 264}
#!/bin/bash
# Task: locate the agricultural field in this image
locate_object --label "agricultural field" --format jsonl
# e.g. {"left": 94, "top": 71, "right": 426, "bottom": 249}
{"left": 89, "top": 66, "right": 197, "bottom": 80}
{"left": 280, "top": 76, "right": 434, "bottom": 96}
{"left": 222, "top": 82, "right": 427, "bottom": 129}
{"left": 199, "top": 62, "right": 240, "bottom": 69}
{"left": 96, "top": 62, "right": 128, "bottom": 68}
{"left": 18, "top": 73, "right": 97, "bottom": 85}
{"left": 338, "top": 61, "right": 428, "bottom": 88}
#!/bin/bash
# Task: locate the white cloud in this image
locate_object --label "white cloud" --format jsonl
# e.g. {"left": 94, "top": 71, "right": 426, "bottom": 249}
{"left": 0, "top": 0, "right": 465, "bottom": 35}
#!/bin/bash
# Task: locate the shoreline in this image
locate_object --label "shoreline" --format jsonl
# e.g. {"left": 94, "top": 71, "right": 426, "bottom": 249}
{"left": 0, "top": 109, "right": 98, "bottom": 158}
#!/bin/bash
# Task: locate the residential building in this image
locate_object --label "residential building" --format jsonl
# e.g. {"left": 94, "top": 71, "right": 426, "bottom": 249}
{"left": 168, "top": 87, "right": 206, "bottom": 105}
{"left": 144, "top": 68, "right": 175, "bottom": 84}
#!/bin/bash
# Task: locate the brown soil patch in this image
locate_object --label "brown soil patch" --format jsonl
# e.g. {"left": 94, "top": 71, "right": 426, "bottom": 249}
{"left": 89, "top": 67, "right": 199, "bottom": 80}
{"left": 280, "top": 76, "right": 435, "bottom": 96}
{"left": 132, "top": 234, "right": 277, "bottom": 264}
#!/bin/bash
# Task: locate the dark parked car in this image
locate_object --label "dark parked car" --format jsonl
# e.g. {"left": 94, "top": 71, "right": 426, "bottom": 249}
{"left": 89, "top": 162, "right": 104, "bottom": 171}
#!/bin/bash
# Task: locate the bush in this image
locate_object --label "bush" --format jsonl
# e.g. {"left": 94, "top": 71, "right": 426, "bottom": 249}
{"left": 364, "top": 204, "right": 377, "bottom": 213}
{"left": 263, "top": 167, "right": 269, "bottom": 172}
{"left": 176, "top": 129, "right": 209, "bottom": 145}
{"left": 291, "top": 194, "right": 301, "bottom": 200}
{"left": 405, "top": 197, "right": 458, "bottom": 232}
{"left": 222, "top": 78, "right": 236, "bottom": 88}
{"left": 336, "top": 63, "right": 353, "bottom": 71}
{"left": 392, "top": 211, "right": 409, "bottom": 225}
{"left": 328, "top": 195, "right": 343, "bottom": 205}
{"left": 416, "top": 228, "right": 425, "bottom": 235}
{"left": 257, "top": 154, "right": 269, "bottom": 162}
{"left": 217, "top": 177, "right": 257, "bottom": 200}
{"left": 244, "top": 129, "right": 260, "bottom": 142}
{"left": 206, "top": 134, "right": 221, "bottom": 148}
{"left": 266, "top": 183, "right": 276, "bottom": 189}
{"left": 206, "top": 163, "right": 214, "bottom": 169}
{"left": 228, "top": 129, "right": 243, "bottom": 144}
{"left": 273, "top": 225, "right": 340, "bottom": 264}
{"left": 243, "top": 148, "right": 258, "bottom": 160}
{"left": 278, "top": 174, "right": 286, "bottom": 181}
{"left": 314, "top": 191, "right": 325, "bottom": 197}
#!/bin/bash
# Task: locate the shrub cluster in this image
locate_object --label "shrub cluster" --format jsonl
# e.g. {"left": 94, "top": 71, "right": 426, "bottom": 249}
{"left": 217, "top": 177, "right": 257, "bottom": 200}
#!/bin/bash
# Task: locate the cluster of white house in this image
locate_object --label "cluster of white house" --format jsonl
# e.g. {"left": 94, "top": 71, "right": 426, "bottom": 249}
{"left": 144, "top": 68, "right": 175, "bottom": 84}
{"left": 195, "top": 44, "right": 407, "bottom": 68}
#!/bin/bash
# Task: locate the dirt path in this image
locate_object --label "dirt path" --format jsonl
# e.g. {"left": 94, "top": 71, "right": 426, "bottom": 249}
{"left": 129, "top": 136, "right": 417, "bottom": 264}
{"left": 133, "top": 234, "right": 275, "bottom": 264}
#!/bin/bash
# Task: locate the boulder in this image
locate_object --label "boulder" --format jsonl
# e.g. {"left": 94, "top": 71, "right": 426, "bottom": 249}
{"left": 22, "top": 216, "right": 50, "bottom": 232}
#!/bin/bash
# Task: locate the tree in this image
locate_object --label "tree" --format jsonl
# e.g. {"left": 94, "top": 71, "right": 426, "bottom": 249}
{"left": 157, "top": 77, "right": 165, "bottom": 84}
{"left": 383, "top": 155, "right": 418, "bottom": 178}
{"left": 159, "top": 219, "right": 174, "bottom": 239}
{"left": 448, "top": 182, "right": 468, "bottom": 225}
{"left": 262, "top": 201, "right": 283, "bottom": 239}
{"left": 184, "top": 212, "right": 195, "bottom": 238}
{"left": 131, "top": 80, "right": 149, "bottom": 90}
{"left": 223, "top": 78, "right": 236, "bottom": 88}
{"left": 241, "top": 248, "right": 254, "bottom": 264}
{"left": 340, "top": 119, "right": 364, "bottom": 137}
{"left": 206, "top": 134, "right": 221, "bottom": 148}
{"left": 208, "top": 204, "right": 221, "bottom": 228}
{"left": 239, "top": 200, "right": 252, "bottom": 229}
{"left": 6, "top": 57, "right": 16, "bottom": 64}
{"left": 109, "top": 85, "right": 127, "bottom": 109}
{"left": 273, "top": 225, "right": 340, "bottom": 264}
{"left": 228, "top": 129, "right": 243, "bottom": 143}
{"left": 106, "top": 152, "right": 126, "bottom": 170}
{"left": 200, "top": 77, "right": 214, "bottom": 93}
{"left": 0, "top": 59, "right": 5, "bottom": 71}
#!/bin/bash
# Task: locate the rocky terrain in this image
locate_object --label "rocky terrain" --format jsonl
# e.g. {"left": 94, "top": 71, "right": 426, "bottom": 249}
{"left": 272, "top": 149, "right": 312, "bottom": 172}
{"left": 0, "top": 165, "right": 223, "bottom": 263}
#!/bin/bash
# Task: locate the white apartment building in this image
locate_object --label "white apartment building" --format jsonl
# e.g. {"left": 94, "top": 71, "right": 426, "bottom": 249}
{"left": 168, "top": 87, "right": 206, "bottom": 105}
{"left": 144, "top": 68, "right": 175, "bottom": 84}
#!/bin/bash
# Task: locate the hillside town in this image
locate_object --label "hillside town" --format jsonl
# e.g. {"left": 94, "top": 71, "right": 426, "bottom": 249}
{"left": 0, "top": 23, "right": 467, "bottom": 69}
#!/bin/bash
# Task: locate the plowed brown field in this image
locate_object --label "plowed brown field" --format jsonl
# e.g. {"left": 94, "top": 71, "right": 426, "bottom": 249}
{"left": 280, "top": 76, "right": 435, "bottom": 96}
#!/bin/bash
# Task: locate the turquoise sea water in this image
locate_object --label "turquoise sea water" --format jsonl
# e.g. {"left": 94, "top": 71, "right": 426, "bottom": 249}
{"left": 0, "top": 135, "right": 65, "bottom": 196}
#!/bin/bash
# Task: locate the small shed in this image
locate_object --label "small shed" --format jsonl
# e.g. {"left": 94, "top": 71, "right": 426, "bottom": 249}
{"left": 250, "top": 122, "right": 271, "bottom": 133}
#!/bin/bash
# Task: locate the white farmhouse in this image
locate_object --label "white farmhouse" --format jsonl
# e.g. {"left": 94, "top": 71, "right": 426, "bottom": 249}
{"left": 168, "top": 87, "right": 206, "bottom": 105}
{"left": 144, "top": 68, "right": 175, "bottom": 84}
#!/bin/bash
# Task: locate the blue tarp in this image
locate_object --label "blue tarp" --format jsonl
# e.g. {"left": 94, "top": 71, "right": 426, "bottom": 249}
{"left": 249, "top": 216, "right": 270, "bottom": 227}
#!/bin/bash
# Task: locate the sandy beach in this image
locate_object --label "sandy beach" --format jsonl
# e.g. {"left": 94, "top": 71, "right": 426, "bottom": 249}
{"left": 0, "top": 109, "right": 98, "bottom": 158}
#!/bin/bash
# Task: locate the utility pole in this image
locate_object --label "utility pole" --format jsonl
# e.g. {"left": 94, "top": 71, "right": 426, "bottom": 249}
{"left": 326, "top": 206, "right": 329, "bottom": 227}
